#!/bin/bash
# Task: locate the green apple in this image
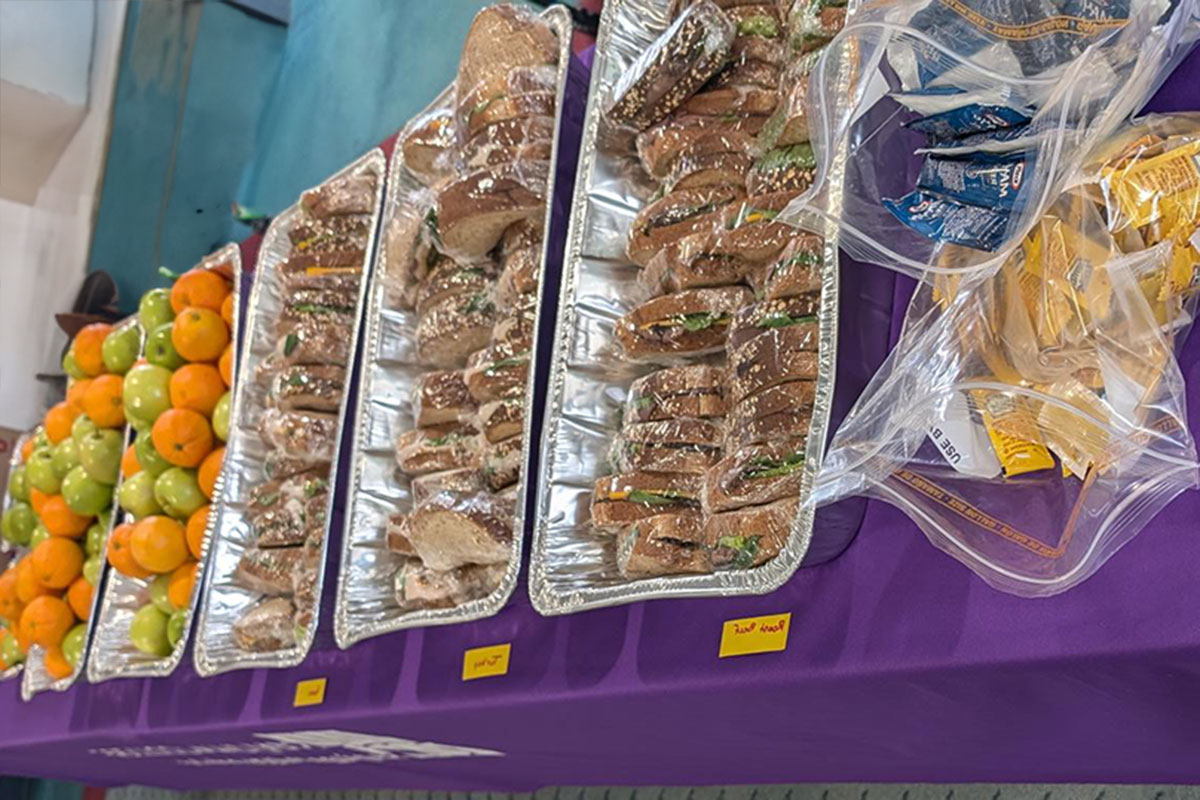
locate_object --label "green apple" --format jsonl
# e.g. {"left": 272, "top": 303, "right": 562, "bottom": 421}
{"left": 130, "top": 604, "right": 171, "bottom": 657}
{"left": 79, "top": 428, "right": 123, "bottom": 485}
{"left": 1, "top": 503, "right": 34, "bottom": 546}
{"left": 8, "top": 465, "right": 28, "bottom": 502}
{"left": 96, "top": 507, "right": 112, "bottom": 532}
{"left": 139, "top": 288, "right": 174, "bottom": 333}
{"left": 51, "top": 438, "right": 81, "bottom": 479}
{"left": 25, "top": 449, "right": 61, "bottom": 494}
{"left": 145, "top": 323, "right": 185, "bottom": 370}
{"left": 32, "top": 428, "right": 50, "bottom": 451}
{"left": 101, "top": 325, "right": 140, "bottom": 375}
{"left": 62, "top": 465, "right": 111, "bottom": 516}
{"left": 61, "top": 623, "right": 87, "bottom": 668}
{"left": 212, "top": 392, "right": 231, "bottom": 441}
{"left": 166, "top": 608, "right": 187, "bottom": 649}
{"left": 118, "top": 471, "right": 161, "bottom": 519}
{"left": 71, "top": 415, "right": 97, "bottom": 448}
{"left": 148, "top": 575, "right": 174, "bottom": 614}
{"left": 1, "top": 631, "right": 24, "bottom": 664}
{"left": 124, "top": 364, "right": 173, "bottom": 424}
{"left": 154, "top": 468, "right": 204, "bottom": 519}
{"left": 29, "top": 522, "right": 50, "bottom": 550}
{"left": 134, "top": 434, "right": 171, "bottom": 478}
{"left": 82, "top": 555, "right": 102, "bottom": 586}
{"left": 127, "top": 412, "right": 152, "bottom": 436}
{"left": 84, "top": 520, "right": 106, "bottom": 556}
{"left": 62, "top": 351, "right": 86, "bottom": 380}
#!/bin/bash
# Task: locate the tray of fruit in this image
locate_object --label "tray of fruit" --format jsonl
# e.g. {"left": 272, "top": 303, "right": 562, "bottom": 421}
{"left": 87, "top": 244, "right": 240, "bottom": 682}
{"left": 6, "top": 316, "right": 141, "bottom": 698}
{"left": 1, "top": 432, "right": 34, "bottom": 680}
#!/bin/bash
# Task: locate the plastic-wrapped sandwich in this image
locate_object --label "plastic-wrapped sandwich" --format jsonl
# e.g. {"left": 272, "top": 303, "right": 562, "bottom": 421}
{"left": 531, "top": 0, "right": 845, "bottom": 614}
{"left": 333, "top": 3, "right": 574, "bottom": 645}
{"left": 194, "top": 150, "right": 384, "bottom": 675}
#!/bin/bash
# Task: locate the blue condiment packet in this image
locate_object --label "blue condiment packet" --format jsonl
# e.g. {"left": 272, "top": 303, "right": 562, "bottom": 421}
{"left": 916, "top": 151, "right": 1030, "bottom": 211}
{"left": 882, "top": 190, "right": 1010, "bottom": 251}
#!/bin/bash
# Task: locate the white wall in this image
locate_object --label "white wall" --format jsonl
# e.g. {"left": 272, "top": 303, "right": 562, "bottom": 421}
{"left": 0, "top": 0, "right": 128, "bottom": 430}
{"left": 0, "top": 0, "right": 95, "bottom": 105}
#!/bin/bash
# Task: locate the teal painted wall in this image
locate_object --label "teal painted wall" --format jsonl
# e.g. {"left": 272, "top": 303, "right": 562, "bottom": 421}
{"left": 87, "top": 0, "right": 285, "bottom": 311}
{"left": 89, "top": 0, "right": 537, "bottom": 313}
{"left": 229, "top": 0, "right": 531, "bottom": 234}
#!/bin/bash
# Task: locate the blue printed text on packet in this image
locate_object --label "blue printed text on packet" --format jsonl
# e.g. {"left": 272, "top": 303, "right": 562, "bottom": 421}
{"left": 917, "top": 151, "right": 1029, "bottom": 211}
{"left": 882, "top": 190, "right": 1010, "bottom": 251}
{"left": 904, "top": 0, "right": 1132, "bottom": 85}
{"left": 904, "top": 103, "right": 1032, "bottom": 141}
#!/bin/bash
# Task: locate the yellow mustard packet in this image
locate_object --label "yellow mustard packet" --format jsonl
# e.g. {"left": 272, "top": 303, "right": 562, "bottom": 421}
{"left": 969, "top": 390, "right": 1056, "bottom": 477}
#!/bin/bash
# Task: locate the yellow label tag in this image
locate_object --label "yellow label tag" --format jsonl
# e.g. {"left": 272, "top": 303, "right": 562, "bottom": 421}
{"left": 719, "top": 613, "right": 791, "bottom": 658}
{"left": 293, "top": 678, "right": 327, "bottom": 708}
{"left": 462, "top": 643, "right": 511, "bottom": 681}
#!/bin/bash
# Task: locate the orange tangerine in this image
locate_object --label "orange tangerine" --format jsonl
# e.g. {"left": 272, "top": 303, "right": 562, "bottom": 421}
{"left": 44, "top": 402, "right": 77, "bottom": 444}
{"left": 0, "top": 571, "right": 23, "bottom": 623}
{"left": 121, "top": 444, "right": 141, "bottom": 477}
{"left": 218, "top": 344, "right": 233, "bottom": 387}
{"left": 197, "top": 446, "right": 224, "bottom": 499}
{"left": 40, "top": 495, "right": 92, "bottom": 538}
{"left": 172, "top": 307, "right": 229, "bottom": 363}
{"left": 107, "top": 523, "right": 152, "bottom": 580}
{"left": 66, "top": 379, "right": 93, "bottom": 415}
{"left": 185, "top": 506, "right": 209, "bottom": 560}
{"left": 43, "top": 646, "right": 73, "bottom": 679}
{"left": 20, "top": 595, "right": 74, "bottom": 648}
{"left": 151, "top": 408, "right": 213, "bottom": 468}
{"left": 168, "top": 363, "right": 224, "bottom": 417}
{"left": 166, "top": 561, "right": 197, "bottom": 610}
{"left": 15, "top": 559, "right": 52, "bottom": 604}
{"left": 28, "top": 488, "right": 49, "bottom": 516}
{"left": 82, "top": 374, "right": 125, "bottom": 428}
{"left": 31, "top": 538, "right": 84, "bottom": 590}
{"left": 130, "top": 516, "right": 189, "bottom": 574}
{"left": 66, "top": 577, "right": 92, "bottom": 621}
{"left": 73, "top": 323, "right": 112, "bottom": 377}
{"left": 170, "top": 269, "right": 229, "bottom": 314}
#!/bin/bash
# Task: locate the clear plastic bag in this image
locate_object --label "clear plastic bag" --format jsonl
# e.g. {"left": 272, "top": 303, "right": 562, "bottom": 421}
{"left": 778, "top": 0, "right": 1200, "bottom": 278}
{"left": 811, "top": 178, "right": 1199, "bottom": 596}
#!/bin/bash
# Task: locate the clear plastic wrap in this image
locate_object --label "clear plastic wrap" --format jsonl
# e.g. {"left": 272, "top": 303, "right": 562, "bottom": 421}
{"left": 604, "top": 0, "right": 737, "bottom": 130}
{"left": 811, "top": 177, "right": 1200, "bottom": 596}
{"left": 529, "top": 0, "right": 846, "bottom": 614}
{"left": 333, "top": 4, "right": 572, "bottom": 646}
{"left": 778, "top": 0, "right": 1200, "bottom": 277}
{"left": 193, "top": 151, "right": 384, "bottom": 676}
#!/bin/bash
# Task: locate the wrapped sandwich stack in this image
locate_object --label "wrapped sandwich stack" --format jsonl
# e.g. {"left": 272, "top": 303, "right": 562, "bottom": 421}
{"left": 230, "top": 172, "right": 379, "bottom": 652}
{"left": 590, "top": 0, "right": 845, "bottom": 579}
{"left": 379, "top": 5, "right": 560, "bottom": 612}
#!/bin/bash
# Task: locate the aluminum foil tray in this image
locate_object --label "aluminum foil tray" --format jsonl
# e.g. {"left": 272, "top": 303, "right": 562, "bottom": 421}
{"left": 528, "top": 0, "right": 845, "bottom": 614}
{"left": 334, "top": 6, "right": 574, "bottom": 647}
{"left": 194, "top": 151, "right": 386, "bottom": 675}
{"left": 88, "top": 244, "right": 242, "bottom": 683}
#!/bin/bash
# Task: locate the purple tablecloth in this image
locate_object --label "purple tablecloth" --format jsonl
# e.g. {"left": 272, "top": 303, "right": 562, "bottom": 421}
{"left": 1, "top": 49, "right": 1199, "bottom": 793}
